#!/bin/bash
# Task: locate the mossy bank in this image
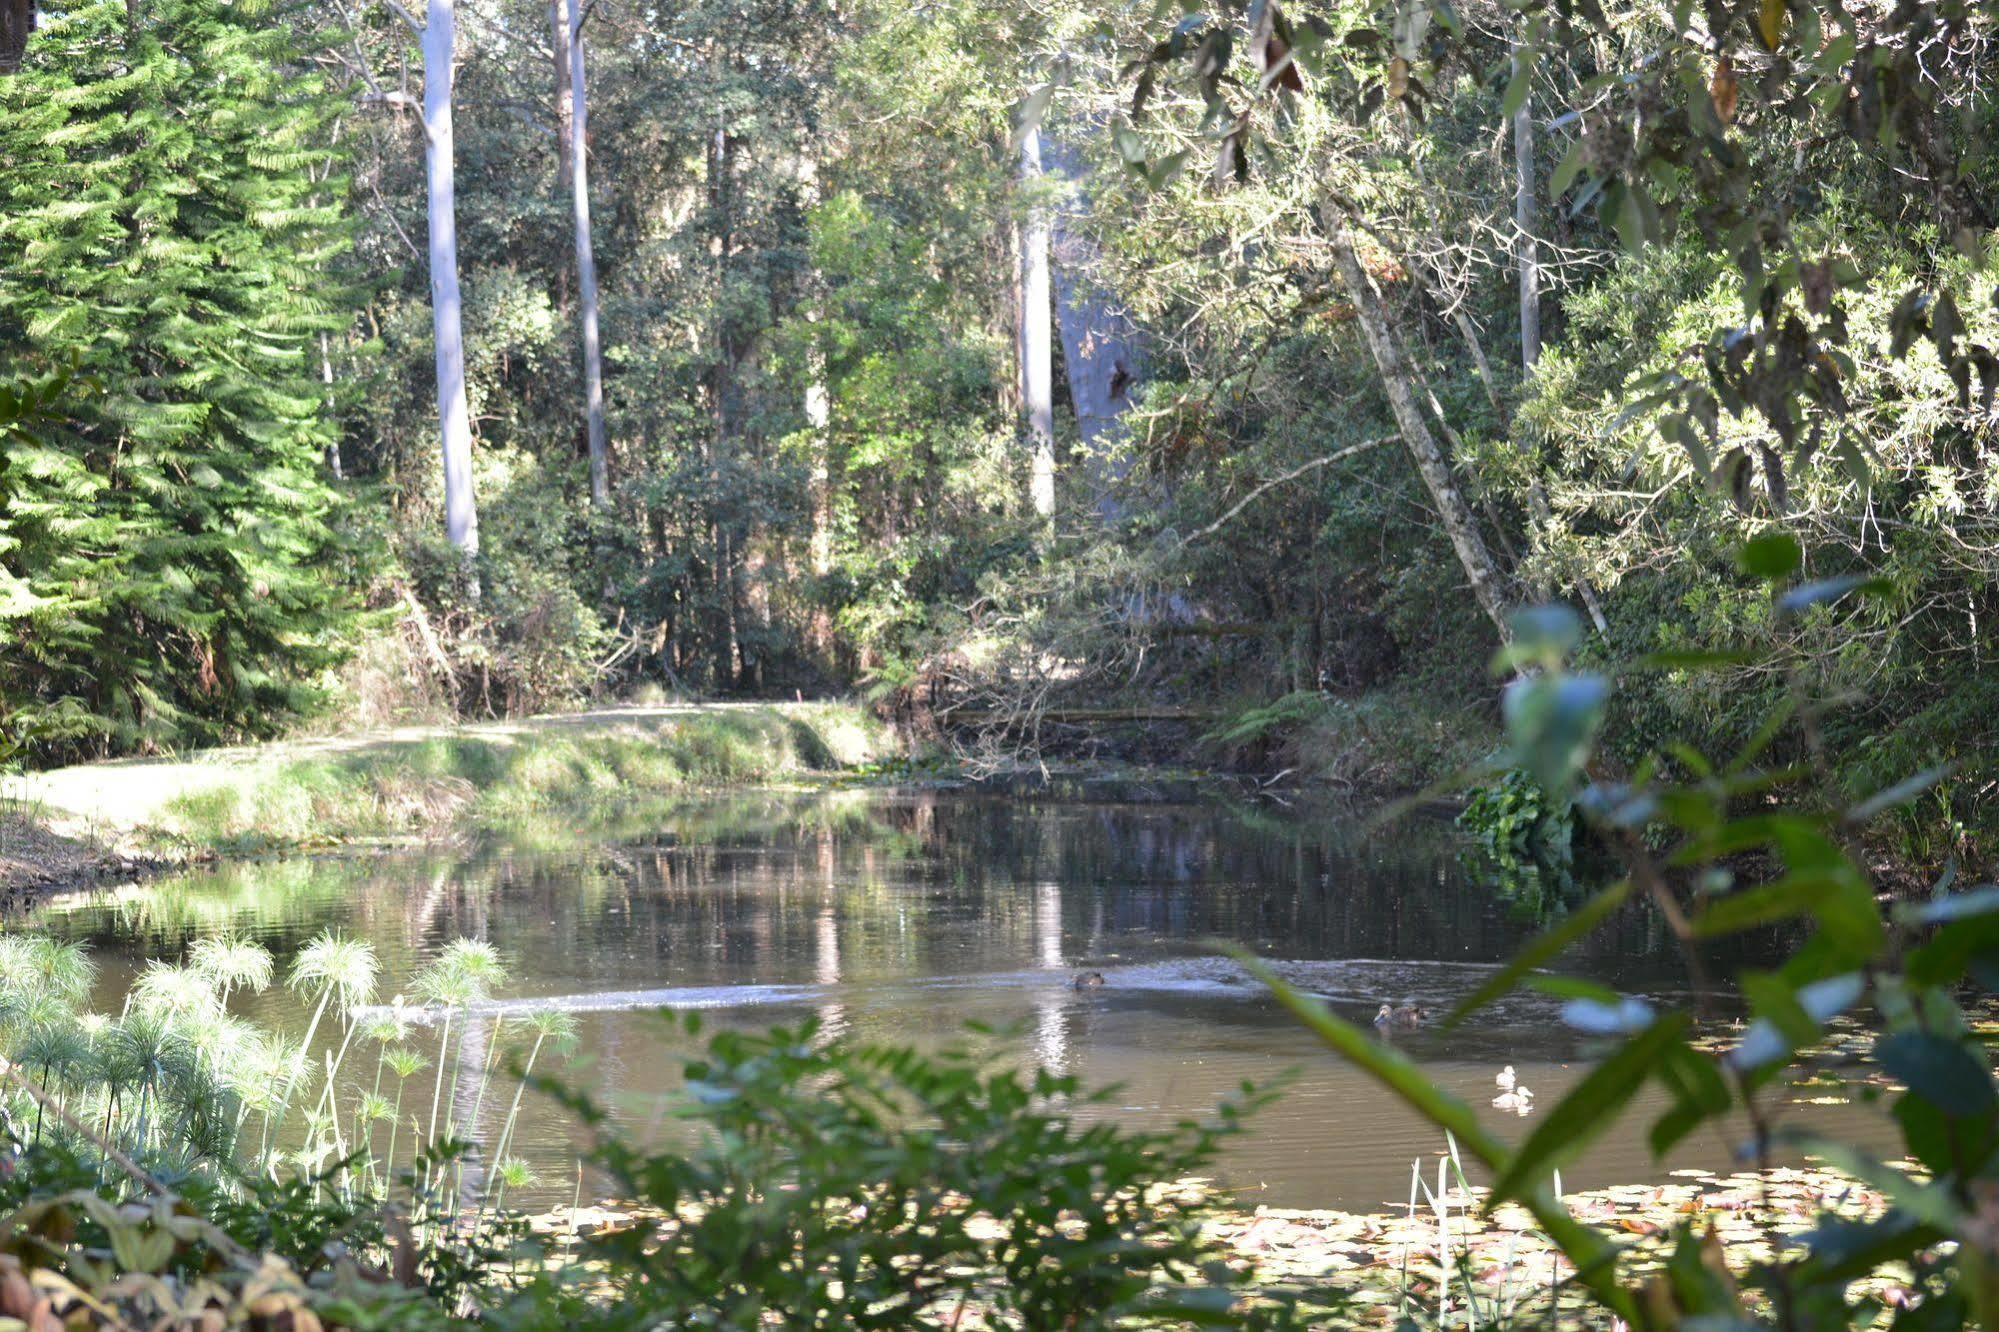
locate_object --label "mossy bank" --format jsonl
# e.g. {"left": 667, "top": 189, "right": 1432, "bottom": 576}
{"left": 3, "top": 702, "right": 899, "bottom": 879}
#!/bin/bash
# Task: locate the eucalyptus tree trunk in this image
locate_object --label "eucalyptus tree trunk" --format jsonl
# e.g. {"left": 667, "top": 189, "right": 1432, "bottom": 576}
{"left": 549, "top": 0, "right": 572, "bottom": 191}
{"left": 1017, "top": 127, "right": 1055, "bottom": 519}
{"left": 1043, "top": 138, "right": 1140, "bottom": 523}
{"left": 564, "top": 0, "right": 608, "bottom": 507}
{"left": 1323, "top": 210, "right": 1510, "bottom": 639}
{"left": 421, "top": 0, "right": 478, "bottom": 562}
{"left": 1511, "top": 47, "right": 1608, "bottom": 632}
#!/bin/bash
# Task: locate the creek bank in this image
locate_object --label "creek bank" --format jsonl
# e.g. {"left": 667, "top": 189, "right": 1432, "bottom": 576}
{"left": 0, "top": 701, "right": 899, "bottom": 897}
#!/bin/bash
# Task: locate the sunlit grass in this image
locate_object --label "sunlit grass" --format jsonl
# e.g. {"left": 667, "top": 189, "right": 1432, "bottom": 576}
{"left": 145, "top": 705, "right": 896, "bottom": 853}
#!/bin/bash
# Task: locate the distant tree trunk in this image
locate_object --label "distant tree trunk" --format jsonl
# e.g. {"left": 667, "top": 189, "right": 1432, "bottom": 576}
{"left": 548, "top": 0, "right": 572, "bottom": 190}
{"left": 1323, "top": 210, "right": 1510, "bottom": 639}
{"left": 806, "top": 327, "right": 832, "bottom": 577}
{"left": 707, "top": 114, "right": 739, "bottom": 686}
{"left": 1512, "top": 37, "right": 1541, "bottom": 371}
{"left": 422, "top": 0, "right": 479, "bottom": 566}
{"left": 805, "top": 345, "right": 834, "bottom": 656}
{"left": 1043, "top": 137, "right": 1140, "bottom": 524}
{"left": 319, "top": 330, "right": 342, "bottom": 479}
{"left": 1017, "top": 126, "right": 1055, "bottom": 519}
{"left": 564, "top": 0, "right": 607, "bottom": 507}
{"left": 0, "top": 0, "right": 30, "bottom": 75}
{"left": 1511, "top": 47, "right": 1608, "bottom": 633}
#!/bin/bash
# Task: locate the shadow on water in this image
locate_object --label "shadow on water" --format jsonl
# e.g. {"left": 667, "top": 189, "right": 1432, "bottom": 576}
{"left": 19, "top": 786, "right": 1898, "bottom": 1210}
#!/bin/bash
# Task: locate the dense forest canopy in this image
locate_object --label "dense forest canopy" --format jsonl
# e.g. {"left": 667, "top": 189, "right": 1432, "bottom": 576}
{"left": 0, "top": 0, "right": 1994, "bottom": 845}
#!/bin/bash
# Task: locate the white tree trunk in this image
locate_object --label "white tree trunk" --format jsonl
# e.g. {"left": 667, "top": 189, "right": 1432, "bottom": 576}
{"left": 1018, "top": 127, "right": 1055, "bottom": 519}
{"left": 319, "top": 330, "right": 342, "bottom": 479}
{"left": 566, "top": 0, "right": 608, "bottom": 506}
{"left": 805, "top": 348, "right": 831, "bottom": 577}
{"left": 422, "top": 0, "right": 478, "bottom": 558}
{"left": 1512, "top": 37, "right": 1541, "bottom": 371}
{"left": 1324, "top": 211, "right": 1510, "bottom": 639}
{"left": 1043, "top": 138, "right": 1140, "bottom": 523}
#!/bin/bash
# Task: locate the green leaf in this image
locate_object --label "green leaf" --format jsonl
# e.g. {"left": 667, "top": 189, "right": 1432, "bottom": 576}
{"left": 1909, "top": 884, "right": 1999, "bottom": 925}
{"left": 1738, "top": 531, "right": 1802, "bottom": 579}
{"left": 1757, "top": 0, "right": 1786, "bottom": 49}
{"left": 1501, "top": 672, "right": 1609, "bottom": 794}
{"left": 1446, "top": 879, "right": 1634, "bottom": 1026}
{"left": 1845, "top": 766, "right": 1947, "bottom": 825}
{"left": 1876, "top": 1032, "right": 1998, "bottom": 1112}
{"left": 1499, "top": 58, "right": 1531, "bottom": 119}
{"left": 1776, "top": 575, "right": 1890, "bottom": 616}
{"left": 1491, "top": 1013, "right": 1691, "bottom": 1203}
{"left": 1550, "top": 142, "right": 1586, "bottom": 198}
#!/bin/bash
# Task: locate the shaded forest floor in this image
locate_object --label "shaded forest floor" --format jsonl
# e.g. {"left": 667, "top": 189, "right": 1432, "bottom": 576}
{"left": 0, "top": 700, "right": 897, "bottom": 895}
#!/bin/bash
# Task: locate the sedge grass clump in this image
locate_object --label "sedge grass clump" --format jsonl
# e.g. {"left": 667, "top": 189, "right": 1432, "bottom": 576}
{"left": 0, "top": 927, "right": 569, "bottom": 1236}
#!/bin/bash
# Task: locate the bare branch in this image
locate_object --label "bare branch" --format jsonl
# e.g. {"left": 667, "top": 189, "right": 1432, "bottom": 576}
{"left": 382, "top": 0, "right": 422, "bottom": 35}
{"left": 1181, "top": 436, "right": 1394, "bottom": 547}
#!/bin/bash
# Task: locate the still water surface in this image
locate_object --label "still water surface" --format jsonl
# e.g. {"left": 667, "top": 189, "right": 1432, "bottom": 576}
{"left": 25, "top": 786, "right": 1894, "bottom": 1210}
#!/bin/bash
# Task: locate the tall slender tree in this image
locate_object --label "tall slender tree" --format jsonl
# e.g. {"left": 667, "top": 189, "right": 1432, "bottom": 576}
{"left": 345, "top": 0, "right": 478, "bottom": 562}
{"left": 564, "top": 0, "right": 608, "bottom": 506}
{"left": 1018, "top": 123, "right": 1055, "bottom": 519}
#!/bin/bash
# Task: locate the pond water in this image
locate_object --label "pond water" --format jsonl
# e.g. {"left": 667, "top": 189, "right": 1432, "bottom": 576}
{"left": 21, "top": 784, "right": 1896, "bottom": 1211}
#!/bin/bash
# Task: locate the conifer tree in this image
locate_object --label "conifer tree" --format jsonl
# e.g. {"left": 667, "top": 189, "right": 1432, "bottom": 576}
{"left": 0, "top": 0, "right": 358, "bottom": 756}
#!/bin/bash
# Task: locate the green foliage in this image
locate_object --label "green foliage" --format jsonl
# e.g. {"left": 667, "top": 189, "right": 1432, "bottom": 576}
{"left": 521, "top": 1014, "right": 1291, "bottom": 1329}
{"left": 1456, "top": 768, "right": 1578, "bottom": 915}
{"left": 1285, "top": 541, "right": 1999, "bottom": 1328}
{"left": 0, "top": 0, "right": 358, "bottom": 760}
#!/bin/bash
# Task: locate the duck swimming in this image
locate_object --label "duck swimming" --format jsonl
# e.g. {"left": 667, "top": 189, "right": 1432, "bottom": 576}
{"left": 1493, "top": 1084, "right": 1534, "bottom": 1114}
{"left": 1072, "top": 971, "right": 1106, "bottom": 990}
{"left": 1374, "top": 1003, "right": 1429, "bottom": 1027}
{"left": 1496, "top": 1065, "right": 1517, "bottom": 1091}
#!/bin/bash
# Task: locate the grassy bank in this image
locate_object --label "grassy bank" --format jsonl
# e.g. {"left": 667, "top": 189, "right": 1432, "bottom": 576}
{"left": 4, "top": 701, "right": 899, "bottom": 873}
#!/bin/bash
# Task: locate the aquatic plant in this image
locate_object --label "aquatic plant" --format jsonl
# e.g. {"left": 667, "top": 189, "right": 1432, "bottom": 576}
{"left": 188, "top": 935, "right": 275, "bottom": 1001}
{"left": 0, "top": 926, "right": 569, "bottom": 1269}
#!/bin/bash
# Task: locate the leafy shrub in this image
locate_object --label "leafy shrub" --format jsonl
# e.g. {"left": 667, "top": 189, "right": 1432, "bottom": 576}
{"left": 518, "top": 1015, "right": 1291, "bottom": 1330}
{"left": 1457, "top": 768, "right": 1575, "bottom": 866}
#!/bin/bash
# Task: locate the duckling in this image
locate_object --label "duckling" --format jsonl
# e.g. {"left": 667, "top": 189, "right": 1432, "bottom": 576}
{"left": 1374, "top": 1003, "right": 1429, "bottom": 1027}
{"left": 1496, "top": 1065, "right": 1517, "bottom": 1092}
{"left": 1493, "top": 1084, "right": 1534, "bottom": 1114}
{"left": 1072, "top": 971, "right": 1106, "bottom": 991}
